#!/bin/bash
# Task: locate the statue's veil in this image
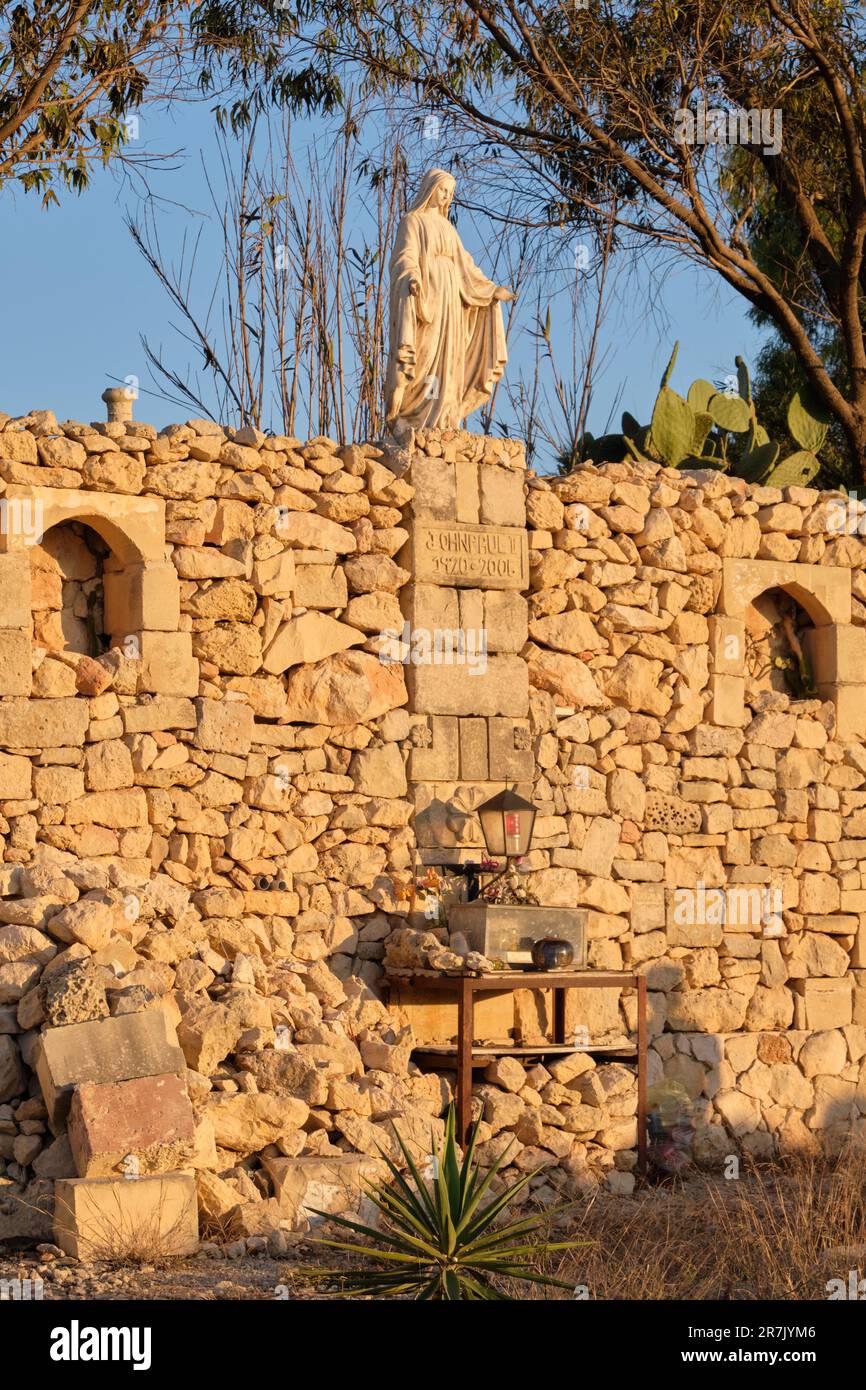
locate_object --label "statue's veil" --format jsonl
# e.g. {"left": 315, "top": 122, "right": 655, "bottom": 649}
{"left": 407, "top": 168, "right": 456, "bottom": 213}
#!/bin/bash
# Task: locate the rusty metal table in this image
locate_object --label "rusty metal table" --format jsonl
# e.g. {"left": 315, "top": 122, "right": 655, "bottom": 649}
{"left": 384, "top": 970, "right": 648, "bottom": 1173}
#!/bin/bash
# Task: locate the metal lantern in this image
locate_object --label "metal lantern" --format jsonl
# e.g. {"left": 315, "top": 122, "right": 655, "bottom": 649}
{"left": 476, "top": 788, "right": 537, "bottom": 860}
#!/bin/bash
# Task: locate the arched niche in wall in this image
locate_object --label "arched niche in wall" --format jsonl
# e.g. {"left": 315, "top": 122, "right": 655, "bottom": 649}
{"left": 0, "top": 485, "right": 198, "bottom": 696}
{"left": 708, "top": 557, "right": 865, "bottom": 737}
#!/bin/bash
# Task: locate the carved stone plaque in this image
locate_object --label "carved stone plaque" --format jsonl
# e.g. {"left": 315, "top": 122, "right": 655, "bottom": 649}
{"left": 408, "top": 522, "right": 528, "bottom": 589}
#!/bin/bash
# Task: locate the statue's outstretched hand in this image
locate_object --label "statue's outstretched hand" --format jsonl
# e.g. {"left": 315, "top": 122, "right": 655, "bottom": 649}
{"left": 493, "top": 286, "right": 515, "bottom": 302}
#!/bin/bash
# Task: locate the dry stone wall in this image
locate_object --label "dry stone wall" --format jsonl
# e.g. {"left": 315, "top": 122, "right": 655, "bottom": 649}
{"left": 0, "top": 404, "right": 865, "bottom": 1253}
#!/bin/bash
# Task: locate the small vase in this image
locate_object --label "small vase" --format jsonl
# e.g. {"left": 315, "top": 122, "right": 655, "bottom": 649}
{"left": 530, "top": 938, "right": 574, "bottom": 971}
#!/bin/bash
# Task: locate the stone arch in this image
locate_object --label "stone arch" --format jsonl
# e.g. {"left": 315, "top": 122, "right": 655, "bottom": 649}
{"left": 0, "top": 485, "right": 197, "bottom": 696}
{"left": 709, "top": 557, "right": 865, "bottom": 737}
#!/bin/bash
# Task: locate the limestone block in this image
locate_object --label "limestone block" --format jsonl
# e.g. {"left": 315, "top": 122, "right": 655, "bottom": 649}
{"left": 792, "top": 978, "right": 853, "bottom": 1030}
{"left": 284, "top": 650, "right": 406, "bottom": 724}
{"left": 0, "top": 631, "right": 31, "bottom": 695}
{"left": 252, "top": 550, "right": 295, "bottom": 598}
{"left": 195, "top": 696, "right": 254, "bottom": 755}
{"left": 407, "top": 654, "right": 528, "bottom": 717}
{"left": 138, "top": 631, "right": 199, "bottom": 697}
{"left": 479, "top": 466, "right": 525, "bottom": 527}
{"left": 262, "top": 1153, "right": 387, "bottom": 1231}
{"left": 0, "top": 752, "right": 31, "bottom": 798}
{"left": 54, "top": 1172, "right": 198, "bottom": 1259}
{"left": 292, "top": 563, "right": 348, "bottom": 608}
{"left": 459, "top": 718, "right": 488, "bottom": 780}
{"left": 707, "top": 674, "right": 746, "bottom": 727}
{"left": 263, "top": 612, "right": 363, "bottom": 674}
{"left": 409, "top": 456, "right": 457, "bottom": 520}
{"left": 402, "top": 582, "right": 459, "bottom": 633}
{"left": 121, "top": 697, "right": 196, "bottom": 733}
{"left": 804, "top": 623, "right": 865, "bottom": 683}
{"left": 350, "top": 743, "right": 407, "bottom": 796}
{"left": 405, "top": 521, "right": 528, "bottom": 590}
{"left": 0, "top": 553, "right": 31, "bottom": 626}
{"left": 36, "top": 1012, "right": 186, "bottom": 1130}
{"left": 488, "top": 717, "right": 534, "bottom": 781}
{"left": 826, "top": 683, "right": 866, "bottom": 740}
{"left": 68, "top": 1073, "right": 196, "bottom": 1178}
{"left": 483, "top": 590, "right": 528, "bottom": 653}
{"left": 709, "top": 614, "right": 745, "bottom": 674}
{"left": 455, "top": 459, "right": 480, "bottom": 523}
{"left": 409, "top": 715, "right": 459, "bottom": 781}
{"left": 0, "top": 697, "right": 88, "bottom": 749}
{"left": 104, "top": 562, "right": 180, "bottom": 635}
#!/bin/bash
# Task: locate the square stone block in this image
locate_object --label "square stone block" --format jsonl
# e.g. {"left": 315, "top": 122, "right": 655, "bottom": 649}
{"left": 479, "top": 465, "right": 525, "bottom": 527}
{"left": 195, "top": 696, "right": 254, "bottom": 755}
{"left": 53, "top": 1172, "right": 198, "bottom": 1259}
{"left": 402, "top": 583, "right": 459, "bottom": 632}
{"left": 0, "top": 553, "right": 31, "bottom": 626}
{"left": 791, "top": 978, "right": 853, "bottom": 1030}
{"left": 138, "top": 631, "right": 199, "bottom": 697}
{"left": 409, "top": 456, "right": 457, "bottom": 520}
{"left": 292, "top": 564, "right": 347, "bottom": 608}
{"left": 0, "top": 631, "right": 31, "bottom": 695}
{"left": 407, "top": 655, "right": 529, "bottom": 717}
{"left": 105, "top": 561, "right": 180, "bottom": 634}
{"left": 488, "top": 717, "right": 534, "bottom": 780}
{"left": 408, "top": 715, "right": 458, "bottom": 781}
{"left": 483, "top": 590, "right": 528, "bottom": 653}
{"left": 68, "top": 1073, "right": 196, "bottom": 1178}
{"left": 405, "top": 522, "right": 529, "bottom": 590}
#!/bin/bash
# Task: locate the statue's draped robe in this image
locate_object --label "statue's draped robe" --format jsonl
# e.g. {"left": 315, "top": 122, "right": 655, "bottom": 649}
{"left": 385, "top": 208, "right": 508, "bottom": 430}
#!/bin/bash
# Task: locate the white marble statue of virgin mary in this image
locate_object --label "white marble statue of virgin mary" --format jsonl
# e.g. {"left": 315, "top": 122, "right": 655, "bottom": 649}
{"left": 385, "top": 169, "right": 513, "bottom": 435}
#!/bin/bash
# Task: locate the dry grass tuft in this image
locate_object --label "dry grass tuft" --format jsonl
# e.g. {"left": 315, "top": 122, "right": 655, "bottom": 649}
{"left": 535, "top": 1145, "right": 866, "bottom": 1300}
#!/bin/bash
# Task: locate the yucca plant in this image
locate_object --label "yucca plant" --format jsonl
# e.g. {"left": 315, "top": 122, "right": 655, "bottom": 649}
{"left": 307, "top": 1104, "right": 583, "bottom": 1299}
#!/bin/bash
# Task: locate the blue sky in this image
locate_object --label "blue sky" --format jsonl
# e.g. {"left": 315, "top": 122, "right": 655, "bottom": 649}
{"left": 2, "top": 97, "right": 768, "bottom": 470}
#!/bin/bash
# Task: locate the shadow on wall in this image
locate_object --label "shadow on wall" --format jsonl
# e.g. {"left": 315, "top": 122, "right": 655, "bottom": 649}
{"left": 30, "top": 522, "right": 109, "bottom": 661}
{"left": 746, "top": 588, "right": 816, "bottom": 702}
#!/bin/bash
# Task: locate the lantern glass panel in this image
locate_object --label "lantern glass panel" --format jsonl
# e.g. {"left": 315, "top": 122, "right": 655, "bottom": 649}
{"left": 477, "top": 791, "right": 537, "bottom": 859}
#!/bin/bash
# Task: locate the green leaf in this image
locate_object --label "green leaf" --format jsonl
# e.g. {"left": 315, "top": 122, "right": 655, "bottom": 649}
{"left": 787, "top": 386, "right": 830, "bottom": 453}
{"left": 735, "top": 356, "right": 752, "bottom": 405}
{"left": 660, "top": 341, "right": 679, "bottom": 391}
{"left": 708, "top": 392, "right": 750, "bottom": 432}
{"left": 650, "top": 387, "right": 695, "bottom": 467}
{"left": 691, "top": 411, "right": 714, "bottom": 455}
{"left": 765, "top": 451, "right": 821, "bottom": 488}
{"left": 686, "top": 379, "right": 715, "bottom": 414}
{"left": 736, "top": 440, "right": 780, "bottom": 484}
